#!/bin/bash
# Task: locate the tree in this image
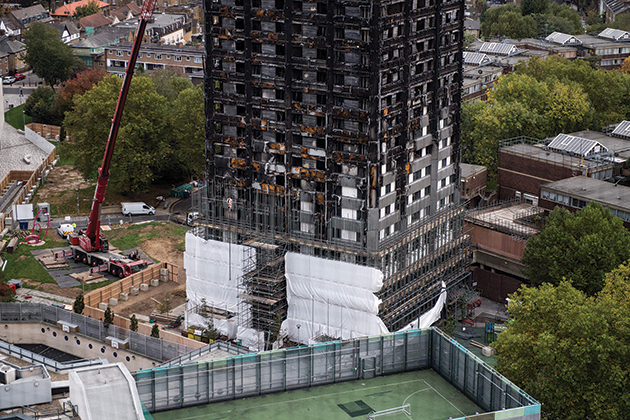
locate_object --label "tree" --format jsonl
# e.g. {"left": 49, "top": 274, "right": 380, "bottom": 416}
{"left": 521, "top": 0, "right": 548, "bottom": 15}
{"left": 73, "top": 0, "right": 101, "bottom": 19}
{"left": 482, "top": 8, "right": 538, "bottom": 39}
{"left": 64, "top": 75, "right": 170, "bottom": 193}
{"left": 24, "top": 86, "right": 61, "bottom": 125}
{"left": 55, "top": 69, "right": 106, "bottom": 117}
{"left": 0, "top": 272, "right": 16, "bottom": 303}
{"left": 23, "top": 22, "right": 78, "bottom": 87}
{"left": 103, "top": 305, "right": 114, "bottom": 328}
{"left": 621, "top": 56, "right": 630, "bottom": 73}
{"left": 157, "top": 292, "right": 172, "bottom": 314}
{"left": 170, "top": 85, "right": 205, "bottom": 178}
{"left": 202, "top": 318, "right": 219, "bottom": 341}
{"left": 149, "top": 69, "right": 194, "bottom": 103}
{"left": 73, "top": 293, "right": 85, "bottom": 314}
{"left": 495, "top": 274, "right": 630, "bottom": 419}
{"left": 130, "top": 314, "right": 138, "bottom": 332}
{"left": 522, "top": 203, "right": 630, "bottom": 296}
{"left": 151, "top": 324, "right": 160, "bottom": 338}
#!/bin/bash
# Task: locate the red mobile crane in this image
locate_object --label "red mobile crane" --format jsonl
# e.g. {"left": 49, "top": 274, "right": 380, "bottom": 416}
{"left": 67, "top": 0, "right": 158, "bottom": 278}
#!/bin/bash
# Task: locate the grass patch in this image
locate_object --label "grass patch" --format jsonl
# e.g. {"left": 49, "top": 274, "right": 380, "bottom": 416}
{"left": 108, "top": 222, "right": 188, "bottom": 251}
{"left": 55, "top": 141, "right": 75, "bottom": 166}
{"left": 1, "top": 236, "right": 67, "bottom": 283}
{"left": 4, "top": 104, "right": 31, "bottom": 130}
{"left": 78, "top": 279, "right": 119, "bottom": 291}
{"left": 111, "top": 233, "right": 142, "bottom": 250}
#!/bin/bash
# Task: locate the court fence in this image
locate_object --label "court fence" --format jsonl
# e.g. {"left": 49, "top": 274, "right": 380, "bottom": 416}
{"left": 133, "top": 328, "right": 540, "bottom": 419}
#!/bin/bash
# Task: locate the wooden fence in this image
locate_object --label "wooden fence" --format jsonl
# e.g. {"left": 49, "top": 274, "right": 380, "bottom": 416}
{"left": 26, "top": 123, "right": 62, "bottom": 140}
{"left": 82, "top": 261, "right": 202, "bottom": 348}
{"left": 0, "top": 148, "right": 58, "bottom": 232}
{"left": 83, "top": 262, "right": 180, "bottom": 307}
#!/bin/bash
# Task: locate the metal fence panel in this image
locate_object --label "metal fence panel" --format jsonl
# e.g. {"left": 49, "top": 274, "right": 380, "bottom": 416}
{"left": 131, "top": 329, "right": 540, "bottom": 416}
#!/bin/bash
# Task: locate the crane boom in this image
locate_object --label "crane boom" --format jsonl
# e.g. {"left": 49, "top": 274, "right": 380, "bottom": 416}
{"left": 80, "top": 0, "right": 158, "bottom": 252}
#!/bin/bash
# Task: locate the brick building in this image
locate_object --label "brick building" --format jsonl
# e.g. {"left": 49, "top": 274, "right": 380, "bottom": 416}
{"left": 497, "top": 133, "right": 626, "bottom": 202}
{"left": 105, "top": 42, "right": 203, "bottom": 75}
{"left": 540, "top": 176, "right": 630, "bottom": 229}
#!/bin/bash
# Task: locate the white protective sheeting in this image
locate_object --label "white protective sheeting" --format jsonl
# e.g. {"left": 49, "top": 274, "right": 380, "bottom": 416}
{"left": 281, "top": 253, "right": 388, "bottom": 343}
{"left": 400, "top": 282, "right": 447, "bottom": 330}
{"left": 184, "top": 233, "right": 252, "bottom": 314}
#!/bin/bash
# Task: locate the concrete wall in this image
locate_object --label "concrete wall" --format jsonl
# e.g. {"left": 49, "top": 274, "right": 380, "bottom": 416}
{"left": 0, "top": 322, "right": 159, "bottom": 372}
{"left": 0, "top": 361, "right": 51, "bottom": 410}
{"left": 24, "top": 125, "right": 58, "bottom": 154}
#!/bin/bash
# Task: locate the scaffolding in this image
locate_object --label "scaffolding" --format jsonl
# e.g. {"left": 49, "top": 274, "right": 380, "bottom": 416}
{"left": 237, "top": 238, "right": 288, "bottom": 338}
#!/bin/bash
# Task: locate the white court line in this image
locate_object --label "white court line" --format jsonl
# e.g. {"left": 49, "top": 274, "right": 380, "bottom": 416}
{"left": 421, "top": 379, "right": 466, "bottom": 416}
{"left": 173, "top": 378, "right": 430, "bottom": 420}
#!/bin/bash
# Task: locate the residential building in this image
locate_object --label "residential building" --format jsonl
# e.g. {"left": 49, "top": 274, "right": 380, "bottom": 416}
{"left": 79, "top": 12, "right": 115, "bottom": 36}
{"left": 8, "top": 5, "right": 53, "bottom": 32}
{"left": 199, "top": 0, "right": 470, "bottom": 335}
{"left": 110, "top": 12, "right": 186, "bottom": 44}
{"left": 576, "top": 31, "right": 630, "bottom": 69}
{"left": 49, "top": 21, "right": 81, "bottom": 44}
{"left": 105, "top": 42, "right": 203, "bottom": 75}
{"left": 0, "top": 36, "right": 26, "bottom": 75}
{"left": 0, "top": 17, "right": 21, "bottom": 38}
{"left": 600, "top": 0, "right": 630, "bottom": 23}
{"left": 52, "top": 0, "right": 109, "bottom": 21}
{"left": 72, "top": 27, "right": 131, "bottom": 67}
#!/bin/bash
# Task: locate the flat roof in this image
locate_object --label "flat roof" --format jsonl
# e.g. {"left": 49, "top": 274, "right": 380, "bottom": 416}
{"left": 460, "top": 163, "right": 486, "bottom": 178}
{"left": 500, "top": 143, "right": 610, "bottom": 171}
{"left": 541, "top": 176, "right": 630, "bottom": 211}
{"left": 467, "top": 202, "right": 540, "bottom": 235}
{"left": 152, "top": 369, "right": 482, "bottom": 420}
{"left": 0, "top": 123, "right": 51, "bottom": 181}
{"left": 568, "top": 130, "right": 630, "bottom": 159}
{"left": 576, "top": 34, "right": 625, "bottom": 48}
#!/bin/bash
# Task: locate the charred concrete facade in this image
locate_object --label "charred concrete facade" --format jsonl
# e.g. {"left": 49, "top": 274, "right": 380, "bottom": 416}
{"left": 202, "top": 0, "right": 469, "bottom": 332}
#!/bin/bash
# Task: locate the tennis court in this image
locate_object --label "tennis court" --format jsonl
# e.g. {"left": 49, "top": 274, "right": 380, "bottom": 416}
{"left": 153, "top": 369, "right": 482, "bottom": 420}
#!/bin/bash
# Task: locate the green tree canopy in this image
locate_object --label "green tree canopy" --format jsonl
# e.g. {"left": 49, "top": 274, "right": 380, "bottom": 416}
{"left": 495, "top": 275, "right": 630, "bottom": 419}
{"left": 521, "top": 0, "right": 548, "bottom": 15}
{"left": 169, "top": 85, "right": 205, "bottom": 178}
{"left": 23, "top": 22, "right": 78, "bottom": 87}
{"left": 149, "top": 69, "right": 194, "bottom": 103}
{"left": 522, "top": 202, "right": 630, "bottom": 295}
{"left": 24, "top": 86, "right": 61, "bottom": 125}
{"left": 73, "top": 0, "right": 101, "bottom": 19}
{"left": 73, "top": 293, "right": 85, "bottom": 314}
{"left": 151, "top": 324, "right": 160, "bottom": 338}
{"left": 481, "top": 5, "right": 537, "bottom": 38}
{"left": 64, "top": 75, "right": 170, "bottom": 193}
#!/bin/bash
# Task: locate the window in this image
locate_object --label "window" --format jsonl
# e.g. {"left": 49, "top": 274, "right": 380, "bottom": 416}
{"left": 252, "top": 20, "right": 261, "bottom": 30}
{"left": 175, "top": 55, "right": 182, "bottom": 62}
{"left": 138, "top": 52, "right": 143, "bottom": 58}
{"left": 166, "top": 55, "right": 171, "bottom": 59}
{"left": 293, "top": 69, "right": 303, "bottom": 79}
{"left": 293, "top": 114, "right": 303, "bottom": 124}
{"left": 276, "top": 67, "right": 285, "bottom": 77}
{"left": 194, "top": 57, "right": 202, "bottom": 63}
{"left": 293, "top": 91, "right": 303, "bottom": 101}
{"left": 252, "top": 64, "right": 261, "bottom": 74}
{"left": 317, "top": 71, "right": 326, "bottom": 82}
{"left": 276, "top": 89, "right": 284, "bottom": 99}
{"left": 317, "top": 2, "right": 327, "bottom": 13}
{"left": 316, "top": 116, "right": 325, "bottom": 126}
{"left": 317, "top": 48, "right": 327, "bottom": 59}
{"left": 236, "top": 40, "right": 245, "bottom": 51}
{"left": 317, "top": 93, "right": 326, "bottom": 105}
{"left": 294, "top": 46, "right": 303, "bottom": 57}
{"left": 293, "top": 23, "right": 302, "bottom": 34}
{"left": 236, "top": 83, "right": 245, "bottom": 94}
{"left": 186, "top": 56, "right": 190, "bottom": 61}
{"left": 276, "top": 45, "right": 285, "bottom": 56}
{"left": 252, "top": 42, "right": 262, "bottom": 52}
{"left": 155, "top": 54, "right": 162, "bottom": 60}
{"left": 116, "top": 50, "right": 123, "bottom": 56}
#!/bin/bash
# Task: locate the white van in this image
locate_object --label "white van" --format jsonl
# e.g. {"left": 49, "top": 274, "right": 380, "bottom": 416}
{"left": 121, "top": 202, "right": 155, "bottom": 216}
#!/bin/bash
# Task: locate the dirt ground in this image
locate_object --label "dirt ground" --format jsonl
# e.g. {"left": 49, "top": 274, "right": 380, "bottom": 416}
{"left": 37, "top": 166, "right": 92, "bottom": 201}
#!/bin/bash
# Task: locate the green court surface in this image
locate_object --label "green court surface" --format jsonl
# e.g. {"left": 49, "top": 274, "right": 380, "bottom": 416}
{"left": 153, "top": 369, "right": 482, "bottom": 420}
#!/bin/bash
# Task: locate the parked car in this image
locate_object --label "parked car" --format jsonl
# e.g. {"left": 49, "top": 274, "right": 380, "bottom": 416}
{"left": 2, "top": 76, "right": 15, "bottom": 85}
{"left": 14, "top": 73, "right": 25, "bottom": 81}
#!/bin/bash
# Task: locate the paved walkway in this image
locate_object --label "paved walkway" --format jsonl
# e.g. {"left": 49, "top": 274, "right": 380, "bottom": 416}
{"left": 15, "top": 288, "right": 74, "bottom": 306}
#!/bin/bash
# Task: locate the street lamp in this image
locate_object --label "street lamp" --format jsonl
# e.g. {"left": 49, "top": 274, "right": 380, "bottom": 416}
{"left": 76, "top": 188, "right": 80, "bottom": 215}
{"left": 22, "top": 110, "right": 25, "bottom": 130}
{"left": 296, "top": 323, "right": 301, "bottom": 345}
